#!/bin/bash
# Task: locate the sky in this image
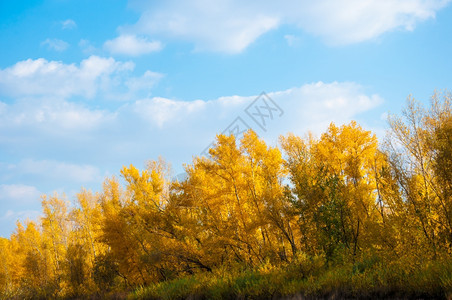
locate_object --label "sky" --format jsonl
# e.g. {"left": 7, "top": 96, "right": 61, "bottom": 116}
{"left": 1, "top": 0, "right": 452, "bottom": 237}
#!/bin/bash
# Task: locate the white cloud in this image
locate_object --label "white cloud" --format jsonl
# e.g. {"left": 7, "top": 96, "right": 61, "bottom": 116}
{"left": 79, "top": 39, "right": 97, "bottom": 54}
{"left": 0, "top": 98, "right": 110, "bottom": 131}
{"left": 265, "top": 81, "right": 383, "bottom": 135}
{"left": 285, "top": 0, "right": 451, "bottom": 45}
{"left": 61, "top": 19, "right": 77, "bottom": 30}
{"left": 134, "top": 97, "right": 206, "bottom": 127}
{"left": 133, "top": 0, "right": 279, "bottom": 53}
{"left": 41, "top": 38, "right": 69, "bottom": 51}
{"left": 126, "top": 70, "right": 164, "bottom": 96}
{"left": 0, "top": 80, "right": 382, "bottom": 157}
{"left": 0, "top": 56, "right": 163, "bottom": 99}
{"left": 0, "top": 184, "right": 41, "bottom": 204}
{"left": 104, "top": 34, "right": 163, "bottom": 56}
{"left": 128, "top": 0, "right": 450, "bottom": 52}
{"left": 129, "top": 81, "right": 382, "bottom": 139}
{"left": 0, "top": 80, "right": 381, "bottom": 169}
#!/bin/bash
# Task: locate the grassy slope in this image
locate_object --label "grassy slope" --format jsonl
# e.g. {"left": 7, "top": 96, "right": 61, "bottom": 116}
{"left": 129, "top": 254, "right": 452, "bottom": 300}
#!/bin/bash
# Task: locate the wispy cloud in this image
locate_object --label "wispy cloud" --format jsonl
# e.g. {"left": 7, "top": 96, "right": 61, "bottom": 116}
{"left": 61, "top": 19, "right": 77, "bottom": 30}
{"left": 132, "top": 1, "right": 279, "bottom": 53}
{"left": 41, "top": 38, "right": 69, "bottom": 51}
{"left": 79, "top": 39, "right": 97, "bottom": 54}
{"left": 104, "top": 34, "right": 163, "bottom": 56}
{"left": 127, "top": 0, "right": 450, "bottom": 52}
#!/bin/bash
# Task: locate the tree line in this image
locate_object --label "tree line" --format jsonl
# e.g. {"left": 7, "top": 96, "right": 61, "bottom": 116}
{"left": 0, "top": 92, "right": 451, "bottom": 298}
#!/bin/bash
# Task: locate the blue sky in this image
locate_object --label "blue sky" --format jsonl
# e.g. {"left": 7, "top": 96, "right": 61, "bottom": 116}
{"left": 1, "top": 0, "right": 451, "bottom": 237}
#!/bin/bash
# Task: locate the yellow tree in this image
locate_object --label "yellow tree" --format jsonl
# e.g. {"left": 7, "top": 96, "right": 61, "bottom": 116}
{"left": 180, "top": 133, "right": 259, "bottom": 266}
{"left": 120, "top": 161, "right": 176, "bottom": 281}
{"left": 280, "top": 132, "right": 323, "bottom": 255}
{"left": 0, "top": 236, "right": 14, "bottom": 298}
{"left": 99, "top": 177, "right": 138, "bottom": 286}
{"left": 100, "top": 161, "right": 176, "bottom": 287}
{"left": 178, "top": 130, "right": 291, "bottom": 267}
{"left": 41, "top": 194, "right": 70, "bottom": 294}
{"left": 4, "top": 223, "right": 27, "bottom": 296}
{"left": 281, "top": 122, "right": 381, "bottom": 259}
{"left": 66, "top": 189, "right": 105, "bottom": 295}
{"left": 240, "top": 130, "right": 297, "bottom": 260}
{"left": 385, "top": 92, "right": 452, "bottom": 256}
{"left": 426, "top": 92, "right": 452, "bottom": 248}
{"left": 7, "top": 220, "right": 55, "bottom": 298}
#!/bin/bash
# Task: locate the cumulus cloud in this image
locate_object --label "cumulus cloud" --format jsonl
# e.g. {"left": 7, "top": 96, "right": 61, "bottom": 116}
{"left": 104, "top": 34, "right": 163, "bottom": 56}
{"left": 61, "top": 19, "right": 77, "bottom": 30}
{"left": 41, "top": 38, "right": 69, "bottom": 51}
{"left": 128, "top": 0, "right": 450, "bottom": 52}
{"left": 264, "top": 81, "right": 383, "bottom": 136}
{"left": 0, "top": 56, "right": 163, "bottom": 99}
{"left": 131, "top": 81, "right": 383, "bottom": 138}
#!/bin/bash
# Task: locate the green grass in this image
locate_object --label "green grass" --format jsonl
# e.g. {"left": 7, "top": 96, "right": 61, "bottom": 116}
{"left": 129, "top": 254, "right": 452, "bottom": 300}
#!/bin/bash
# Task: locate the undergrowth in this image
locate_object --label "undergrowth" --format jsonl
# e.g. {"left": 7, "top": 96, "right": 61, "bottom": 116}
{"left": 130, "top": 253, "right": 452, "bottom": 299}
